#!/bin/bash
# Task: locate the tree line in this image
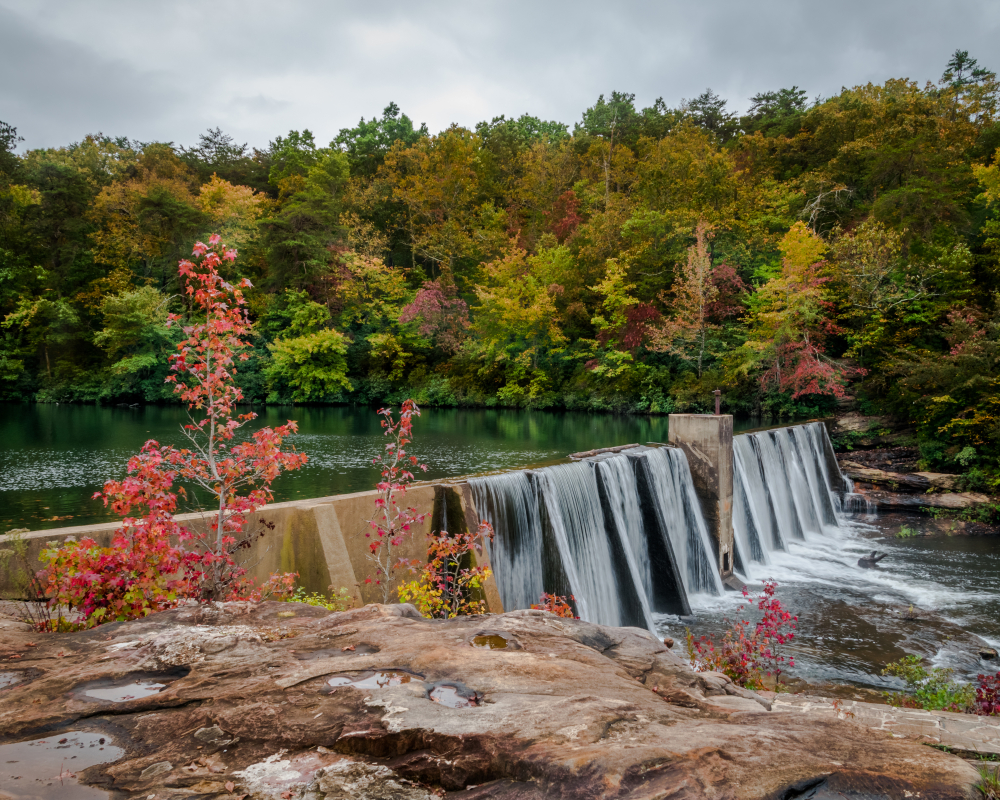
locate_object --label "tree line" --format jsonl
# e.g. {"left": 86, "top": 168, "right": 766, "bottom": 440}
{"left": 1, "top": 50, "right": 999, "bottom": 483}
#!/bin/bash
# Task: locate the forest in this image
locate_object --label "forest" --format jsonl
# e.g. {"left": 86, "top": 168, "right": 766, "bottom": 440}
{"left": 1, "top": 50, "right": 999, "bottom": 485}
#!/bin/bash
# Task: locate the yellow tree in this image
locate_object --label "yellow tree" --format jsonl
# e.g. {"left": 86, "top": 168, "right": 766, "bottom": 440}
{"left": 380, "top": 127, "right": 482, "bottom": 283}
{"left": 471, "top": 247, "right": 566, "bottom": 403}
{"left": 197, "top": 175, "right": 271, "bottom": 248}
{"left": 89, "top": 145, "right": 205, "bottom": 279}
{"left": 649, "top": 221, "right": 718, "bottom": 377}
{"left": 731, "top": 222, "right": 854, "bottom": 398}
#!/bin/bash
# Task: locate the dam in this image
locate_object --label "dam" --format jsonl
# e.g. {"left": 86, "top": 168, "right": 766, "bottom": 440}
{"left": 469, "top": 419, "right": 842, "bottom": 628}
{"left": 2, "top": 414, "right": 997, "bottom": 692}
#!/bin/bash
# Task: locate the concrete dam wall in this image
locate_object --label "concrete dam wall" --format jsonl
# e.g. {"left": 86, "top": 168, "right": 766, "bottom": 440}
{"left": 0, "top": 417, "right": 843, "bottom": 627}
{"left": 0, "top": 483, "right": 504, "bottom": 612}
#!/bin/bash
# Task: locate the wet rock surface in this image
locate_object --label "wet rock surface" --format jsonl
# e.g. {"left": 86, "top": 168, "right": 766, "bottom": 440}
{"left": 0, "top": 602, "right": 980, "bottom": 799}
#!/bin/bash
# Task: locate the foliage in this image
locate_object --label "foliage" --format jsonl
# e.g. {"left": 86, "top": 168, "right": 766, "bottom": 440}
{"left": 285, "top": 586, "right": 355, "bottom": 612}
{"left": 686, "top": 580, "right": 797, "bottom": 689}
{"left": 397, "top": 521, "right": 494, "bottom": 618}
{"left": 531, "top": 593, "right": 577, "bottom": 618}
{"left": 650, "top": 221, "right": 719, "bottom": 377}
{"left": 362, "top": 400, "right": 430, "bottom": 603}
{"left": 37, "top": 236, "right": 306, "bottom": 627}
{"left": 881, "top": 655, "right": 975, "bottom": 712}
{"left": 896, "top": 525, "right": 921, "bottom": 538}
{"left": 977, "top": 671, "right": 1000, "bottom": 716}
{"left": 3, "top": 52, "right": 1000, "bottom": 477}
{"left": 265, "top": 327, "right": 351, "bottom": 401}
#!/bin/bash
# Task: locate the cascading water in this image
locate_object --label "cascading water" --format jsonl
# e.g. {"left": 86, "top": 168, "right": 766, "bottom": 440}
{"left": 468, "top": 470, "right": 545, "bottom": 613}
{"left": 470, "top": 446, "right": 721, "bottom": 630}
{"left": 637, "top": 447, "right": 724, "bottom": 598}
{"left": 731, "top": 421, "right": 846, "bottom": 567}
{"left": 472, "top": 419, "right": 999, "bottom": 691}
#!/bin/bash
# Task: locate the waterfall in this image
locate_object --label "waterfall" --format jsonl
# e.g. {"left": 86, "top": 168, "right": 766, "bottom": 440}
{"left": 468, "top": 471, "right": 545, "bottom": 613}
{"left": 638, "top": 447, "right": 724, "bottom": 598}
{"left": 732, "top": 421, "right": 848, "bottom": 567}
{"left": 469, "top": 446, "right": 720, "bottom": 629}
{"left": 471, "top": 419, "right": 848, "bottom": 628}
{"left": 536, "top": 462, "right": 626, "bottom": 627}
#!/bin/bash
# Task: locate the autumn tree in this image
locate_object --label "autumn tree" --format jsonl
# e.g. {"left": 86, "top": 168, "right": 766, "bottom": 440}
{"left": 470, "top": 247, "right": 566, "bottom": 403}
{"left": 731, "top": 222, "right": 854, "bottom": 399}
{"left": 649, "top": 221, "right": 718, "bottom": 377}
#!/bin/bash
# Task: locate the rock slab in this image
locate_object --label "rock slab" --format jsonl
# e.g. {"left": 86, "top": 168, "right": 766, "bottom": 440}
{"left": 0, "top": 602, "right": 980, "bottom": 799}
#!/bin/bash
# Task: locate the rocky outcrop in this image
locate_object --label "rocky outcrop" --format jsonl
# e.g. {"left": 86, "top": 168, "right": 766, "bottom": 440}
{"left": 0, "top": 602, "right": 979, "bottom": 798}
{"left": 860, "top": 490, "right": 993, "bottom": 512}
{"left": 839, "top": 465, "right": 963, "bottom": 493}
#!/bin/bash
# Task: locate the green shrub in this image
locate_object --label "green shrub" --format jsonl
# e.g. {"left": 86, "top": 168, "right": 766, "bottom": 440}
{"left": 882, "top": 655, "right": 973, "bottom": 711}
{"left": 285, "top": 586, "right": 355, "bottom": 612}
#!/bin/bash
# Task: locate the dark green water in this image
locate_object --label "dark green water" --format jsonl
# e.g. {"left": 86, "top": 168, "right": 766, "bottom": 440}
{"left": 1, "top": 403, "right": 708, "bottom": 532}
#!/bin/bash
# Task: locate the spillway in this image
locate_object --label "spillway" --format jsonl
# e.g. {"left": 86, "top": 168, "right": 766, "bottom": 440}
{"left": 732, "top": 421, "right": 846, "bottom": 568}
{"left": 470, "top": 420, "right": 848, "bottom": 630}
{"left": 470, "top": 442, "right": 728, "bottom": 629}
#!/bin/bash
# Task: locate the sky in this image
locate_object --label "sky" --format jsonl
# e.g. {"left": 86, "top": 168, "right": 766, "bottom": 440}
{"left": 3, "top": 0, "right": 1000, "bottom": 152}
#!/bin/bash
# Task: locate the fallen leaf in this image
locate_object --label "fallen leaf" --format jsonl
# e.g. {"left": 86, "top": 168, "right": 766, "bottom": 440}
{"left": 8, "top": 654, "right": 22, "bottom": 659}
{"left": 281, "top": 792, "right": 293, "bottom": 800}
{"left": 225, "top": 781, "right": 235, "bottom": 792}
{"left": 341, "top": 644, "right": 355, "bottom": 652}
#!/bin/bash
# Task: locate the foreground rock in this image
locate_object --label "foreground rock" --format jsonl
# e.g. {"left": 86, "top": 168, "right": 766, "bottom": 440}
{"left": 0, "top": 602, "right": 979, "bottom": 799}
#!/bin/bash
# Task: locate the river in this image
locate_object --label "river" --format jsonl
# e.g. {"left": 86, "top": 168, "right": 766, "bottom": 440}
{"left": 1, "top": 403, "right": 704, "bottom": 532}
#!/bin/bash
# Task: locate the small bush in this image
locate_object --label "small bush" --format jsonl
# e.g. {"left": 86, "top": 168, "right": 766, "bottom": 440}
{"left": 896, "top": 525, "right": 921, "bottom": 538}
{"left": 686, "top": 580, "right": 797, "bottom": 690}
{"left": 882, "top": 655, "right": 974, "bottom": 711}
{"left": 531, "top": 593, "right": 577, "bottom": 618}
{"left": 286, "top": 586, "right": 355, "bottom": 612}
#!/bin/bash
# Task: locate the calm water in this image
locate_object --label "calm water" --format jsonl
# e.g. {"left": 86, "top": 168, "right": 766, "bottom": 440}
{"left": 1, "top": 403, "right": 698, "bottom": 531}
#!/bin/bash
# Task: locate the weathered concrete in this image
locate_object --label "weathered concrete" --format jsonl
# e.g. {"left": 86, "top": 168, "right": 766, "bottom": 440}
{"left": 668, "top": 414, "right": 735, "bottom": 578}
{"left": 0, "top": 484, "right": 504, "bottom": 611}
{"left": 0, "top": 603, "right": 980, "bottom": 798}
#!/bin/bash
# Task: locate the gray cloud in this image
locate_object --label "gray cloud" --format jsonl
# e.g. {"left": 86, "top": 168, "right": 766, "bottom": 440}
{"left": 2, "top": 0, "right": 999, "bottom": 152}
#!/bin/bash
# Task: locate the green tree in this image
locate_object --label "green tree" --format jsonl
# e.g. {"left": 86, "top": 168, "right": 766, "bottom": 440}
{"left": 335, "top": 102, "right": 428, "bottom": 178}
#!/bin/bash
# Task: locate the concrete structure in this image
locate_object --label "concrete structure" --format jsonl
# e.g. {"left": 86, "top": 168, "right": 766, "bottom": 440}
{"left": 0, "top": 483, "right": 503, "bottom": 613}
{"left": 668, "top": 414, "right": 735, "bottom": 580}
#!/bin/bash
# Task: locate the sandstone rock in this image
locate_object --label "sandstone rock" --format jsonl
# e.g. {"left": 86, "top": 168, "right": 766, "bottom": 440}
{"left": 0, "top": 602, "right": 979, "bottom": 798}
{"left": 913, "top": 472, "right": 961, "bottom": 491}
{"left": 842, "top": 467, "right": 931, "bottom": 492}
{"left": 863, "top": 490, "right": 993, "bottom": 512}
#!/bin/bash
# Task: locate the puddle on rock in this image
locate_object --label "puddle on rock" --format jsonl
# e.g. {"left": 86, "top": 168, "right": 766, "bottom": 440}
{"left": 77, "top": 668, "right": 188, "bottom": 704}
{"left": 84, "top": 680, "right": 165, "bottom": 702}
{"left": 0, "top": 670, "right": 25, "bottom": 689}
{"left": 471, "top": 634, "right": 508, "bottom": 650}
{"left": 0, "top": 731, "right": 125, "bottom": 799}
{"left": 429, "top": 684, "right": 479, "bottom": 708}
{"left": 327, "top": 670, "right": 417, "bottom": 689}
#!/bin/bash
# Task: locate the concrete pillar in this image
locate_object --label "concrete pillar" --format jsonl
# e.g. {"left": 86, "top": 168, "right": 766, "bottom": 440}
{"left": 668, "top": 414, "right": 734, "bottom": 579}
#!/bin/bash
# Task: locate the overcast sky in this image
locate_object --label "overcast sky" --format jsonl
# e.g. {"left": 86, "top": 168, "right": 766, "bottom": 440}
{"left": 3, "top": 0, "right": 1000, "bottom": 152}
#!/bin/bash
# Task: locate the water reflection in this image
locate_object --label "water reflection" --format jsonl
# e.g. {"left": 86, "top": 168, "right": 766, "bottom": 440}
{"left": 1, "top": 404, "right": 699, "bottom": 530}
